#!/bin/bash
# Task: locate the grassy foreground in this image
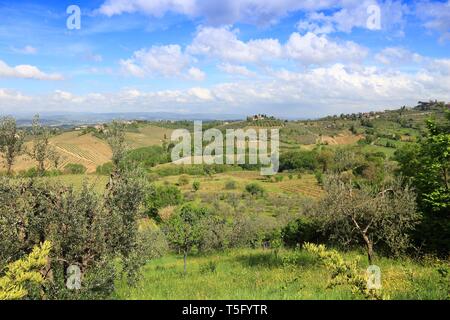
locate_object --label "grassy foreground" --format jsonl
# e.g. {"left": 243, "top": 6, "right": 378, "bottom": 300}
{"left": 113, "top": 248, "right": 448, "bottom": 300}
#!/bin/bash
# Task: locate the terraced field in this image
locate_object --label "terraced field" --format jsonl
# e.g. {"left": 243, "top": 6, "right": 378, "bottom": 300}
{"left": 125, "top": 125, "right": 173, "bottom": 149}
{"left": 1, "top": 124, "right": 173, "bottom": 174}
{"left": 158, "top": 170, "right": 323, "bottom": 199}
{"left": 51, "top": 132, "right": 112, "bottom": 172}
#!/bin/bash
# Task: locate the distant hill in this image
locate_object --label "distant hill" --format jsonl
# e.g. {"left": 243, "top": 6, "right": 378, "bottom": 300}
{"left": 9, "top": 112, "right": 245, "bottom": 127}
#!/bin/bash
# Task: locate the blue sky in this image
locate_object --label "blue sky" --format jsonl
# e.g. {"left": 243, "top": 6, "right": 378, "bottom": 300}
{"left": 0, "top": 0, "right": 449, "bottom": 117}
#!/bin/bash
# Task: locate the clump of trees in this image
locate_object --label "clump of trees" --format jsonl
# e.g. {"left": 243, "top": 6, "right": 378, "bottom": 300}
{"left": 395, "top": 112, "right": 450, "bottom": 255}
{"left": 0, "top": 120, "right": 150, "bottom": 299}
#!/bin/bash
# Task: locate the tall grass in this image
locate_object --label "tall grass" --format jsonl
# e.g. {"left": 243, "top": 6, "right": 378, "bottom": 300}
{"left": 114, "top": 248, "right": 448, "bottom": 300}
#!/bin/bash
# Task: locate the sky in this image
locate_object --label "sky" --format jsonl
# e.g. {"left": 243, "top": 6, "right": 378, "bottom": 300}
{"left": 0, "top": 0, "right": 449, "bottom": 118}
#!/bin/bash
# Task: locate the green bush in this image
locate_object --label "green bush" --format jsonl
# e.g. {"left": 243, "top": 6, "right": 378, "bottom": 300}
{"left": 96, "top": 162, "right": 113, "bottom": 175}
{"left": 280, "top": 151, "right": 318, "bottom": 172}
{"left": 192, "top": 181, "right": 200, "bottom": 192}
{"left": 64, "top": 163, "right": 87, "bottom": 174}
{"left": 145, "top": 184, "right": 183, "bottom": 219}
{"left": 282, "top": 216, "right": 323, "bottom": 247}
{"left": 245, "top": 183, "right": 265, "bottom": 197}
{"left": 178, "top": 175, "right": 190, "bottom": 186}
{"left": 224, "top": 180, "right": 237, "bottom": 190}
{"left": 275, "top": 175, "right": 284, "bottom": 182}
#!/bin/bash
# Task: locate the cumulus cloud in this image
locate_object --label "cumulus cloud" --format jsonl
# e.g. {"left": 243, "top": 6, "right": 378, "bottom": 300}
{"left": 285, "top": 32, "right": 368, "bottom": 65}
{"left": 187, "top": 67, "right": 206, "bottom": 81}
{"left": 2, "top": 63, "right": 450, "bottom": 116}
{"left": 0, "top": 60, "right": 63, "bottom": 81}
{"left": 188, "top": 27, "right": 366, "bottom": 66}
{"left": 375, "top": 47, "right": 423, "bottom": 65}
{"left": 187, "top": 26, "right": 282, "bottom": 63}
{"left": 120, "top": 44, "right": 204, "bottom": 79}
{"left": 218, "top": 63, "right": 255, "bottom": 77}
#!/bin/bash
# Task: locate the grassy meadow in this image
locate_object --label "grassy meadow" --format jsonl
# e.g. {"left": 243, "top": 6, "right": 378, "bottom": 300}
{"left": 114, "top": 248, "right": 449, "bottom": 300}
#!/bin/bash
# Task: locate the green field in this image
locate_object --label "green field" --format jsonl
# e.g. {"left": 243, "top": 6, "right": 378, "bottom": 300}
{"left": 114, "top": 248, "right": 448, "bottom": 300}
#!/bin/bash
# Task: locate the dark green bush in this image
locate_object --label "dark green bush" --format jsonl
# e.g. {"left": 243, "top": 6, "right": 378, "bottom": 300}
{"left": 64, "top": 163, "right": 87, "bottom": 174}
{"left": 245, "top": 183, "right": 265, "bottom": 197}
{"left": 96, "top": 162, "right": 113, "bottom": 175}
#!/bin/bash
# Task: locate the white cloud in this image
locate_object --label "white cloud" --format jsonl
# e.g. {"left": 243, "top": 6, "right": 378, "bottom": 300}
{"left": 12, "top": 45, "right": 38, "bottom": 55}
{"left": 0, "top": 88, "right": 32, "bottom": 102}
{"left": 218, "top": 63, "right": 255, "bottom": 77}
{"left": 427, "top": 58, "right": 450, "bottom": 75}
{"left": 188, "top": 27, "right": 366, "bottom": 66}
{"left": 0, "top": 60, "right": 63, "bottom": 81}
{"left": 297, "top": 0, "right": 407, "bottom": 35}
{"left": 375, "top": 47, "right": 423, "bottom": 65}
{"left": 120, "top": 44, "right": 197, "bottom": 78}
{"left": 97, "top": 0, "right": 337, "bottom": 26}
{"left": 187, "top": 26, "right": 282, "bottom": 63}
{"left": 416, "top": 0, "right": 450, "bottom": 43}
{"left": 285, "top": 32, "right": 368, "bottom": 65}
{"left": 3, "top": 63, "right": 450, "bottom": 116}
{"left": 188, "top": 87, "right": 213, "bottom": 100}
{"left": 98, "top": 0, "right": 197, "bottom": 18}
{"left": 187, "top": 67, "right": 206, "bottom": 81}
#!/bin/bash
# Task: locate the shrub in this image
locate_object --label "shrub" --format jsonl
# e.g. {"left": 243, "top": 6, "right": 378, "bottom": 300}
{"left": 282, "top": 216, "right": 323, "bottom": 247}
{"left": 145, "top": 184, "right": 183, "bottom": 219}
{"left": 199, "top": 261, "right": 217, "bottom": 274}
{"left": 192, "top": 181, "right": 200, "bottom": 192}
{"left": 224, "top": 180, "right": 237, "bottom": 190}
{"left": 279, "top": 151, "right": 318, "bottom": 172}
{"left": 178, "top": 175, "right": 190, "bottom": 186}
{"left": 63, "top": 163, "right": 87, "bottom": 174}
{"left": 0, "top": 241, "right": 51, "bottom": 300}
{"left": 275, "top": 175, "right": 284, "bottom": 182}
{"left": 303, "top": 243, "right": 383, "bottom": 300}
{"left": 314, "top": 170, "right": 323, "bottom": 185}
{"left": 245, "top": 183, "right": 265, "bottom": 197}
{"left": 96, "top": 162, "right": 113, "bottom": 175}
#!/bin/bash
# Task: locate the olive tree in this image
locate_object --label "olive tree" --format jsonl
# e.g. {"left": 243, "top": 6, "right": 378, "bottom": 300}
{"left": 0, "top": 121, "right": 149, "bottom": 298}
{"left": 28, "top": 115, "right": 51, "bottom": 175}
{"left": 0, "top": 117, "right": 24, "bottom": 175}
{"left": 164, "top": 203, "right": 208, "bottom": 274}
{"left": 316, "top": 175, "right": 420, "bottom": 264}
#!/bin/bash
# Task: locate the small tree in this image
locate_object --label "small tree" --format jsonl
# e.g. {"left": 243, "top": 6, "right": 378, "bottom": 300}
{"left": 178, "top": 175, "right": 189, "bottom": 186}
{"left": 164, "top": 203, "right": 208, "bottom": 274}
{"left": 105, "top": 121, "right": 127, "bottom": 170}
{"left": 0, "top": 117, "right": 24, "bottom": 175}
{"left": 316, "top": 175, "right": 420, "bottom": 264}
{"left": 29, "top": 115, "right": 51, "bottom": 175}
{"left": 48, "top": 147, "right": 62, "bottom": 170}
{"left": 192, "top": 181, "right": 200, "bottom": 192}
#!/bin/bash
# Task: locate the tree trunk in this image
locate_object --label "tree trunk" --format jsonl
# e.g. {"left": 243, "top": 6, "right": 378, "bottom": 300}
{"left": 6, "top": 161, "right": 12, "bottom": 175}
{"left": 362, "top": 233, "right": 374, "bottom": 265}
{"left": 183, "top": 250, "right": 187, "bottom": 275}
